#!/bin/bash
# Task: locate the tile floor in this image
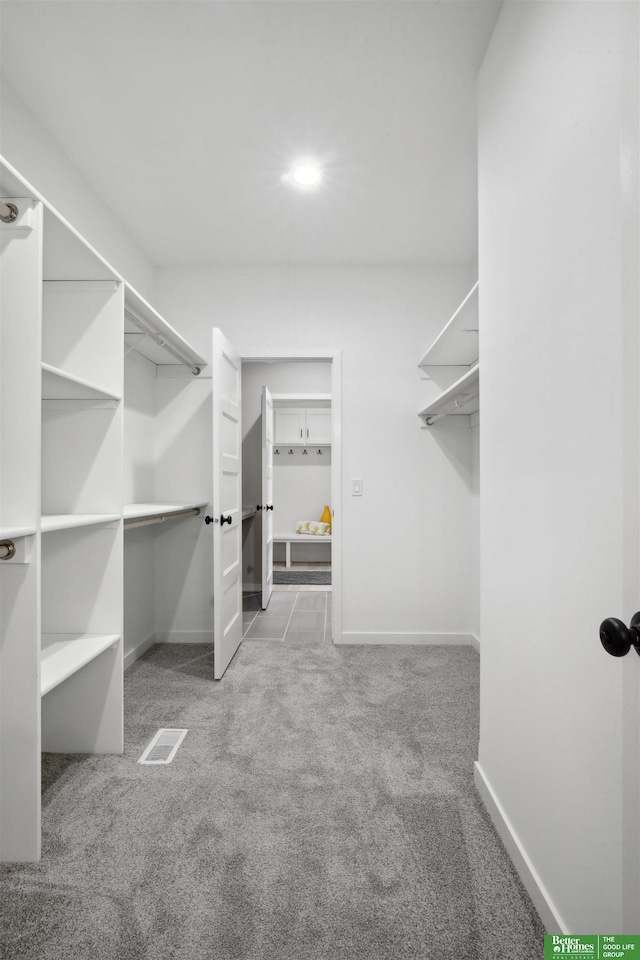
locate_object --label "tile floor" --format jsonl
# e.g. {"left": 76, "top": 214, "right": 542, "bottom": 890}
{"left": 242, "top": 589, "right": 332, "bottom": 644}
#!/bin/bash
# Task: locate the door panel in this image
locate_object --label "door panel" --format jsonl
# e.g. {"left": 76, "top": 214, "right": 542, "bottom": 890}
{"left": 212, "top": 329, "right": 242, "bottom": 680}
{"left": 261, "top": 385, "right": 274, "bottom": 610}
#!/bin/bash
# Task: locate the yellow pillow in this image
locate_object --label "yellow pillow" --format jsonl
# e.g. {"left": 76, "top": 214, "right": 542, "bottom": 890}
{"left": 320, "top": 505, "right": 332, "bottom": 530}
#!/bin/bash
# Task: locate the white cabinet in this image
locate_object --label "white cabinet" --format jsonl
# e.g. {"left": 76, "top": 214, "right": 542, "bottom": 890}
{"left": 274, "top": 407, "right": 305, "bottom": 443}
{"left": 274, "top": 407, "right": 331, "bottom": 445}
{"left": 418, "top": 282, "right": 479, "bottom": 426}
{"left": 306, "top": 408, "right": 332, "bottom": 444}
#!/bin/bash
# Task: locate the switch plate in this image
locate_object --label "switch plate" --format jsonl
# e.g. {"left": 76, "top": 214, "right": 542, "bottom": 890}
{"left": 352, "top": 478, "right": 363, "bottom": 496}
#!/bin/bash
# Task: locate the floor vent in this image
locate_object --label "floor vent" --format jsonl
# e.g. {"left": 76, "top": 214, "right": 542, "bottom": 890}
{"left": 138, "top": 728, "right": 188, "bottom": 765}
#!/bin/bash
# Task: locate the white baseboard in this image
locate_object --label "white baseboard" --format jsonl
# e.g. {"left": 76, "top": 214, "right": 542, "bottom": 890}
{"left": 123, "top": 632, "right": 157, "bottom": 671}
{"left": 155, "top": 630, "right": 213, "bottom": 645}
{"left": 474, "top": 761, "right": 566, "bottom": 933}
{"left": 470, "top": 633, "right": 481, "bottom": 654}
{"left": 338, "top": 632, "right": 475, "bottom": 645}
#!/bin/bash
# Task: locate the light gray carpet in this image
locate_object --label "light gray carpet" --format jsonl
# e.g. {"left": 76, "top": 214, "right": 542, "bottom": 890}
{"left": 0, "top": 642, "right": 546, "bottom": 959}
{"left": 273, "top": 570, "right": 332, "bottom": 584}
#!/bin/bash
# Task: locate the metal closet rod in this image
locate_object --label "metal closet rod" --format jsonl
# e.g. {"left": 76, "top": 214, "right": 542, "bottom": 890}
{"left": 424, "top": 388, "right": 479, "bottom": 426}
{"left": 125, "top": 310, "right": 201, "bottom": 375}
{"left": 0, "top": 201, "right": 18, "bottom": 223}
{"left": 124, "top": 507, "right": 201, "bottom": 530}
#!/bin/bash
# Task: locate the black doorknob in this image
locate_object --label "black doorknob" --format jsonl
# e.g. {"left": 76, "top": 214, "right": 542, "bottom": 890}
{"left": 221, "top": 514, "right": 232, "bottom": 526}
{"left": 266, "top": 504, "right": 273, "bottom": 511}
{"left": 599, "top": 613, "right": 640, "bottom": 657}
{"left": 257, "top": 505, "right": 263, "bottom": 510}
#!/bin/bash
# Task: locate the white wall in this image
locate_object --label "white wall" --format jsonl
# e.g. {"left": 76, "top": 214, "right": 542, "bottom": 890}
{"left": 477, "top": 1, "right": 639, "bottom": 933}
{"left": 0, "top": 78, "right": 155, "bottom": 300}
{"left": 155, "top": 265, "right": 477, "bottom": 643}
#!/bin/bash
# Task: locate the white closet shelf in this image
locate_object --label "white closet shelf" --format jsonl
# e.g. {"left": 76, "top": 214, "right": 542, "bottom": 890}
{"left": 419, "top": 281, "right": 479, "bottom": 373}
{"left": 41, "top": 633, "right": 120, "bottom": 697}
{"left": 42, "top": 362, "right": 121, "bottom": 402}
{"left": 41, "top": 514, "right": 121, "bottom": 533}
{"left": 419, "top": 364, "right": 480, "bottom": 425}
{"left": 124, "top": 284, "right": 207, "bottom": 374}
{"left": 123, "top": 501, "right": 207, "bottom": 528}
{"left": 0, "top": 524, "right": 37, "bottom": 540}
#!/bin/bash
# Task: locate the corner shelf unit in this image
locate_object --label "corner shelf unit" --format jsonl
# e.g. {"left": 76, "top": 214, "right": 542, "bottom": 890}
{"left": 0, "top": 155, "right": 208, "bottom": 863}
{"left": 418, "top": 282, "right": 480, "bottom": 426}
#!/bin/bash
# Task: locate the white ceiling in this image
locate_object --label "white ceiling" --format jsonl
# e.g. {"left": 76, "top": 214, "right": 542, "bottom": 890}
{"left": 0, "top": 1, "right": 502, "bottom": 266}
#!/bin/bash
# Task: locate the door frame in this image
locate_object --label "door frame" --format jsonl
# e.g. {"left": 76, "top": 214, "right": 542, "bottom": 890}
{"left": 241, "top": 349, "right": 342, "bottom": 644}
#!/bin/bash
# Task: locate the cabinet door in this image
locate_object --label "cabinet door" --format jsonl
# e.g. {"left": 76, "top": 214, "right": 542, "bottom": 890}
{"left": 306, "top": 409, "right": 332, "bottom": 444}
{"left": 274, "top": 408, "right": 305, "bottom": 444}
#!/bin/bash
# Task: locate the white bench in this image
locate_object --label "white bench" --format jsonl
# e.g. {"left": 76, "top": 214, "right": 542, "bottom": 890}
{"left": 273, "top": 533, "right": 332, "bottom": 568}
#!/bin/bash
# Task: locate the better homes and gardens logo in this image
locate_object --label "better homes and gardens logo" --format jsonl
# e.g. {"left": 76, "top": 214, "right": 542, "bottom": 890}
{"left": 544, "top": 937, "right": 640, "bottom": 959}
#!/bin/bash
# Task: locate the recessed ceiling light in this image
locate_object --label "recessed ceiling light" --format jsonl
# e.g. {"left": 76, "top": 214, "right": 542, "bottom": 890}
{"left": 290, "top": 162, "right": 323, "bottom": 188}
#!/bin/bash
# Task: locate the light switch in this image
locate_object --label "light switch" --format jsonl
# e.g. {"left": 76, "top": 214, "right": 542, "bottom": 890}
{"left": 352, "top": 478, "right": 363, "bottom": 496}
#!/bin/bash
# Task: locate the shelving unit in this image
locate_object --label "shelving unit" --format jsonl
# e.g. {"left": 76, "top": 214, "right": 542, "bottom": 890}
{"left": 0, "top": 167, "right": 42, "bottom": 863}
{"left": 418, "top": 282, "right": 479, "bottom": 426}
{"left": 122, "top": 285, "right": 209, "bottom": 672}
{"left": 0, "top": 158, "right": 125, "bottom": 861}
{"left": 0, "top": 156, "right": 209, "bottom": 863}
{"left": 39, "top": 224, "right": 124, "bottom": 761}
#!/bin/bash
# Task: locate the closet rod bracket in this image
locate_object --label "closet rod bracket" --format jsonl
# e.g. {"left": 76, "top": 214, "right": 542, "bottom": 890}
{"left": 0, "top": 540, "right": 16, "bottom": 560}
{"left": 0, "top": 201, "right": 18, "bottom": 223}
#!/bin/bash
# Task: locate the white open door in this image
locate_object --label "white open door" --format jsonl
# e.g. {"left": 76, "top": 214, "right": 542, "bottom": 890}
{"left": 211, "top": 328, "right": 243, "bottom": 680}
{"left": 261, "top": 385, "right": 274, "bottom": 610}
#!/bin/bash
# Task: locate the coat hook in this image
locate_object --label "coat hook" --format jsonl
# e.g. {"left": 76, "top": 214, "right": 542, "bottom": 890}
{"left": 288, "top": 449, "right": 294, "bottom": 455}
{"left": 317, "top": 449, "right": 322, "bottom": 455}
{"left": 274, "top": 448, "right": 280, "bottom": 455}
{"left": 302, "top": 448, "right": 308, "bottom": 455}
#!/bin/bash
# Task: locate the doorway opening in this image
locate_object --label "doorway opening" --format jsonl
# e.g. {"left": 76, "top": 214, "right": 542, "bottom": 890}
{"left": 270, "top": 393, "right": 332, "bottom": 589}
{"left": 240, "top": 352, "right": 342, "bottom": 644}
